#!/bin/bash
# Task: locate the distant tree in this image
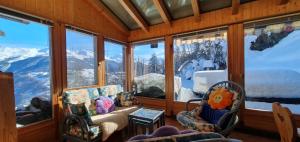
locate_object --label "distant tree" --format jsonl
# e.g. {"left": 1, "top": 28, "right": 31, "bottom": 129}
{"left": 213, "top": 41, "right": 227, "bottom": 70}
{"left": 149, "top": 53, "right": 159, "bottom": 73}
{"left": 174, "top": 46, "right": 181, "bottom": 73}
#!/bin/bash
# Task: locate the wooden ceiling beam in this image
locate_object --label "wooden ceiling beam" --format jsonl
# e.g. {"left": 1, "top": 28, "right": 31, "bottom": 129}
{"left": 191, "top": 0, "right": 201, "bottom": 21}
{"left": 87, "top": 0, "right": 129, "bottom": 35}
{"left": 153, "top": 0, "right": 171, "bottom": 26}
{"left": 277, "top": 0, "right": 289, "bottom": 5}
{"left": 119, "top": 0, "right": 149, "bottom": 32}
{"left": 232, "top": 0, "right": 240, "bottom": 15}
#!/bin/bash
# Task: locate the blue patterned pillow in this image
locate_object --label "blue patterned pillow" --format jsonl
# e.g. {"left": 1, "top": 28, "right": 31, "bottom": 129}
{"left": 200, "top": 103, "right": 229, "bottom": 124}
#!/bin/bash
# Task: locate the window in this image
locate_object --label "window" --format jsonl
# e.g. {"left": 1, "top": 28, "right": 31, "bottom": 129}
{"left": 0, "top": 13, "right": 52, "bottom": 127}
{"left": 173, "top": 29, "right": 228, "bottom": 102}
{"left": 244, "top": 15, "right": 300, "bottom": 114}
{"left": 133, "top": 40, "right": 165, "bottom": 99}
{"left": 104, "top": 40, "right": 126, "bottom": 89}
{"left": 66, "top": 28, "right": 97, "bottom": 88}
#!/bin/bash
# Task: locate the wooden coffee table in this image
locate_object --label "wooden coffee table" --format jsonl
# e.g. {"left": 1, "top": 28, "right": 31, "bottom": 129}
{"left": 128, "top": 108, "right": 165, "bottom": 136}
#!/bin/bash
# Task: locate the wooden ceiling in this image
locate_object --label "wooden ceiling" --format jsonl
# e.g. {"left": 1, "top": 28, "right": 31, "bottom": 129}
{"left": 87, "top": 0, "right": 291, "bottom": 33}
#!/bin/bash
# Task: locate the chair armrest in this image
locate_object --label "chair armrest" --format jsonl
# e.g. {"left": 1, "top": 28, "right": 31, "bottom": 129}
{"left": 185, "top": 98, "right": 203, "bottom": 111}
{"left": 63, "top": 114, "right": 90, "bottom": 138}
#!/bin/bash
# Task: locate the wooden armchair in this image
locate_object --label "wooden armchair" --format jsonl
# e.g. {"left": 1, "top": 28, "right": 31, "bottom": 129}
{"left": 272, "top": 102, "right": 300, "bottom": 142}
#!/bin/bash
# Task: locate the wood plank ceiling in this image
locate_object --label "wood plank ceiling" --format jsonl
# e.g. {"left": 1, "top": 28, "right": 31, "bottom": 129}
{"left": 89, "top": 0, "right": 290, "bottom": 32}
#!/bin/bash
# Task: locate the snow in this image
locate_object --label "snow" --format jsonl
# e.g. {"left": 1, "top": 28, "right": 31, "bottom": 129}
{"left": 245, "top": 30, "right": 300, "bottom": 99}
{"left": 66, "top": 49, "right": 94, "bottom": 60}
{"left": 0, "top": 47, "right": 44, "bottom": 62}
{"left": 245, "top": 101, "right": 300, "bottom": 114}
{"left": 193, "top": 70, "right": 228, "bottom": 93}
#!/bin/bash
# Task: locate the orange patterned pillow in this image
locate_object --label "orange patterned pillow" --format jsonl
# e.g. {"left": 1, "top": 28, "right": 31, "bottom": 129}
{"left": 208, "top": 88, "right": 234, "bottom": 109}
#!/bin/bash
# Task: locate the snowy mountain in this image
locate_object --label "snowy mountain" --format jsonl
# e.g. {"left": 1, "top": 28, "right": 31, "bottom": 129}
{"left": 0, "top": 46, "right": 101, "bottom": 108}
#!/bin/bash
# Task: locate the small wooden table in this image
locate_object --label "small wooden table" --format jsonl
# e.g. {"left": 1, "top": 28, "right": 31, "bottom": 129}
{"left": 128, "top": 108, "right": 165, "bottom": 136}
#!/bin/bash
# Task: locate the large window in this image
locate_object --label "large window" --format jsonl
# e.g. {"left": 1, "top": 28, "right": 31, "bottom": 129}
{"left": 133, "top": 40, "right": 165, "bottom": 99}
{"left": 104, "top": 40, "right": 126, "bottom": 89}
{"left": 66, "top": 28, "right": 97, "bottom": 88}
{"left": 244, "top": 15, "right": 300, "bottom": 114}
{"left": 0, "top": 13, "right": 52, "bottom": 127}
{"left": 173, "top": 29, "right": 228, "bottom": 102}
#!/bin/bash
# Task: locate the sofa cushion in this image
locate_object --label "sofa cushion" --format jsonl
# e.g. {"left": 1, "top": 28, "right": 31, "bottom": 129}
{"left": 177, "top": 111, "right": 215, "bottom": 132}
{"left": 91, "top": 106, "right": 139, "bottom": 141}
{"left": 64, "top": 87, "right": 100, "bottom": 116}
{"left": 91, "top": 113, "right": 127, "bottom": 141}
{"left": 98, "top": 85, "right": 123, "bottom": 99}
{"left": 112, "top": 106, "right": 139, "bottom": 117}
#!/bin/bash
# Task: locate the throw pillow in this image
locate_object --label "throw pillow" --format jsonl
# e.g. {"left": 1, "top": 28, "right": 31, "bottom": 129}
{"left": 115, "top": 92, "right": 136, "bottom": 107}
{"left": 69, "top": 103, "right": 93, "bottom": 125}
{"left": 208, "top": 88, "right": 234, "bottom": 109}
{"left": 95, "top": 96, "right": 115, "bottom": 114}
{"left": 200, "top": 103, "right": 229, "bottom": 125}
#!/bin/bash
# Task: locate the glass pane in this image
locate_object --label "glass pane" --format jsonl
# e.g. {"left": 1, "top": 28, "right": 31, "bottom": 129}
{"left": 66, "top": 29, "right": 97, "bottom": 88}
{"left": 0, "top": 15, "right": 52, "bottom": 127}
{"left": 101, "top": 0, "right": 139, "bottom": 30}
{"left": 244, "top": 18, "right": 300, "bottom": 114}
{"left": 131, "top": 0, "right": 163, "bottom": 25}
{"left": 164, "top": 0, "right": 193, "bottom": 19}
{"left": 200, "top": 0, "right": 232, "bottom": 13}
{"left": 104, "top": 40, "right": 126, "bottom": 89}
{"left": 133, "top": 40, "right": 165, "bottom": 99}
{"left": 174, "top": 30, "right": 228, "bottom": 102}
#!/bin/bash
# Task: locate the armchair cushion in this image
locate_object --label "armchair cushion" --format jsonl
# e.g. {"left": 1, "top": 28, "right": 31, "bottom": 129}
{"left": 200, "top": 104, "right": 229, "bottom": 125}
{"left": 177, "top": 111, "right": 215, "bottom": 132}
{"left": 68, "top": 124, "right": 100, "bottom": 140}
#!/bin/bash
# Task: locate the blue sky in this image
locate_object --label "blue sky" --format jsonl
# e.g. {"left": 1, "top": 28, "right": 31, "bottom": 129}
{"left": 0, "top": 16, "right": 165, "bottom": 59}
{"left": 0, "top": 18, "right": 49, "bottom": 49}
{"left": 134, "top": 42, "right": 165, "bottom": 60}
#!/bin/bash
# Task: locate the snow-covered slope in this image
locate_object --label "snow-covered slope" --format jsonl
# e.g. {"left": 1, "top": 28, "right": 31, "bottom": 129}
{"left": 245, "top": 30, "right": 300, "bottom": 98}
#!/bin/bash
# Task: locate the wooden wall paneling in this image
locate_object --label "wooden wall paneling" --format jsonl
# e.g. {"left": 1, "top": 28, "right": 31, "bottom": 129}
{"left": 86, "top": 0, "right": 129, "bottom": 35}
{"left": 97, "top": 35, "right": 105, "bottom": 86}
{"left": 0, "top": 72, "right": 17, "bottom": 142}
{"left": 128, "top": 0, "right": 300, "bottom": 42}
{"left": 165, "top": 35, "right": 174, "bottom": 116}
{"left": 136, "top": 97, "right": 167, "bottom": 110}
{"left": 0, "top": 0, "right": 128, "bottom": 42}
{"left": 172, "top": 102, "right": 199, "bottom": 115}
